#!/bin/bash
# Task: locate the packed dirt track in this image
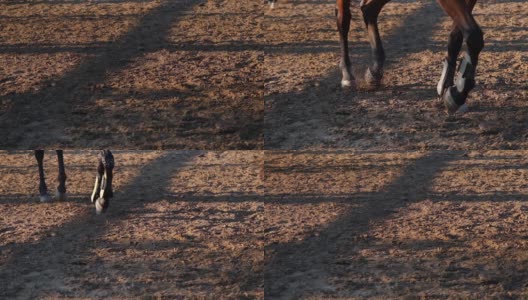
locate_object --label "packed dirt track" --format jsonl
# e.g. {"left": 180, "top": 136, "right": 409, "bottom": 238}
{"left": 0, "top": 150, "right": 263, "bottom": 298}
{"left": 3, "top": 150, "right": 528, "bottom": 298}
{"left": 0, "top": 0, "right": 263, "bottom": 149}
{"left": 265, "top": 150, "right": 528, "bottom": 298}
{"left": 264, "top": 0, "right": 527, "bottom": 150}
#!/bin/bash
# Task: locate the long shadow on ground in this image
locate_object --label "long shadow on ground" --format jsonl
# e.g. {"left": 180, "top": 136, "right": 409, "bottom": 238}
{"left": 0, "top": 151, "right": 263, "bottom": 298}
{"left": 265, "top": 151, "right": 528, "bottom": 298}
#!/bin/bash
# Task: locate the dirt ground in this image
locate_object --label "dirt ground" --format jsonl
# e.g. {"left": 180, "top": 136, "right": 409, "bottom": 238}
{"left": 0, "top": 150, "right": 263, "bottom": 298}
{"left": 2, "top": 0, "right": 528, "bottom": 299}
{"left": 265, "top": 150, "right": 528, "bottom": 298}
{"left": 0, "top": 0, "right": 263, "bottom": 149}
{"left": 264, "top": 0, "right": 528, "bottom": 150}
{"left": 3, "top": 151, "right": 528, "bottom": 299}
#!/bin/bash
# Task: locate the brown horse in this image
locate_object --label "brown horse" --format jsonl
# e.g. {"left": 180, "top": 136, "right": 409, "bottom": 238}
{"left": 35, "top": 150, "right": 114, "bottom": 214}
{"left": 336, "top": 0, "right": 483, "bottom": 113}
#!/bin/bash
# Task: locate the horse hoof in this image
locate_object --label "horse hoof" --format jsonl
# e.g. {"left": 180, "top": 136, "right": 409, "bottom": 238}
{"left": 456, "top": 103, "right": 469, "bottom": 114}
{"left": 55, "top": 191, "right": 67, "bottom": 201}
{"left": 341, "top": 79, "right": 354, "bottom": 88}
{"left": 365, "top": 67, "right": 382, "bottom": 88}
{"left": 443, "top": 88, "right": 468, "bottom": 115}
{"left": 95, "top": 198, "right": 107, "bottom": 214}
{"left": 40, "top": 194, "right": 52, "bottom": 203}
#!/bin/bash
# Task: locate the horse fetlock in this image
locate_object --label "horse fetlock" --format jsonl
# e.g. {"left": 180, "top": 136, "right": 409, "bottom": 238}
{"left": 95, "top": 197, "right": 108, "bottom": 215}
{"left": 365, "top": 67, "right": 383, "bottom": 87}
{"left": 341, "top": 79, "right": 355, "bottom": 88}
{"left": 340, "top": 61, "right": 355, "bottom": 88}
{"left": 443, "top": 86, "right": 467, "bottom": 114}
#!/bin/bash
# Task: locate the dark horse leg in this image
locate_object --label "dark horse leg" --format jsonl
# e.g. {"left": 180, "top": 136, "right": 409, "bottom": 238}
{"left": 90, "top": 150, "right": 114, "bottom": 214}
{"left": 361, "top": 0, "right": 390, "bottom": 87}
{"left": 336, "top": 0, "right": 354, "bottom": 87}
{"left": 35, "top": 150, "right": 67, "bottom": 202}
{"left": 337, "top": 0, "right": 389, "bottom": 88}
{"left": 437, "top": 0, "right": 483, "bottom": 113}
{"left": 56, "top": 150, "right": 67, "bottom": 201}
{"left": 35, "top": 150, "right": 51, "bottom": 202}
{"left": 437, "top": 0, "right": 477, "bottom": 96}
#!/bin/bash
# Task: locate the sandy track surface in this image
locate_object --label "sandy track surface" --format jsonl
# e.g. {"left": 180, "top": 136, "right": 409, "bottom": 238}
{"left": 265, "top": 150, "right": 528, "bottom": 298}
{"left": 265, "top": 0, "right": 527, "bottom": 150}
{"left": 0, "top": 151, "right": 263, "bottom": 298}
{"left": 0, "top": 0, "right": 263, "bottom": 149}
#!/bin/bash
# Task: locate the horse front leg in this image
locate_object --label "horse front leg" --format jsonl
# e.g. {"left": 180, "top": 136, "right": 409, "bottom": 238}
{"left": 437, "top": 0, "right": 477, "bottom": 104}
{"left": 35, "top": 150, "right": 51, "bottom": 202}
{"left": 361, "top": 0, "right": 389, "bottom": 88}
{"left": 90, "top": 157, "right": 104, "bottom": 204}
{"left": 437, "top": 0, "right": 483, "bottom": 114}
{"left": 337, "top": 0, "right": 354, "bottom": 88}
{"left": 437, "top": 23, "right": 462, "bottom": 97}
{"left": 55, "top": 150, "right": 67, "bottom": 201}
{"left": 92, "top": 150, "right": 114, "bottom": 214}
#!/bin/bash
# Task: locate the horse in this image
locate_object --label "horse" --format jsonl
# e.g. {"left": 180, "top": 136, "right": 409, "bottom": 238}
{"left": 34, "top": 150, "right": 114, "bottom": 214}
{"left": 336, "top": 0, "right": 483, "bottom": 113}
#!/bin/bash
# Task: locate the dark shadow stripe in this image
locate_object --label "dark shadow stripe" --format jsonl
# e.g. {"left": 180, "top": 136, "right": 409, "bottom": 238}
{"left": 0, "top": 0, "right": 199, "bottom": 147}
{"left": 264, "top": 151, "right": 459, "bottom": 298}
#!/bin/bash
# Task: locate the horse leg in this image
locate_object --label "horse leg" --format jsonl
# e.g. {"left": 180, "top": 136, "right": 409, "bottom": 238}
{"left": 92, "top": 150, "right": 114, "bottom": 214}
{"left": 55, "top": 150, "right": 67, "bottom": 201}
{"left": 437, "top": 0, "right": 483, "bottom": 113}
{"left": 437, "top": 23, "right": 462, "bottom": 96}
{"left": 361, "top": 0, "right": 389, "bottom": 87}
{"left": 337, "top": 0, "right": 354, "bottom": 88}
{"left": 90, "top": 158, "right": 103, "bottom": 204}
{"left": 437, "top": 0, "right": 477, "bottom": 97}
{"left": 35, "top": 150, "right": 51, "bottom": 202}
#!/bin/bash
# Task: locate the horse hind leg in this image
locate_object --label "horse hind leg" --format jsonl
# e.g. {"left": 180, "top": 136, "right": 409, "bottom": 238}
{"left": 35, "top": 150, "right": 51, "bottom": 202}
{"left": 361, "top": 0, "right": 389, "bottom": 88}
{"left": 437, "top": 0, "right": 483, "bottom": 114}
